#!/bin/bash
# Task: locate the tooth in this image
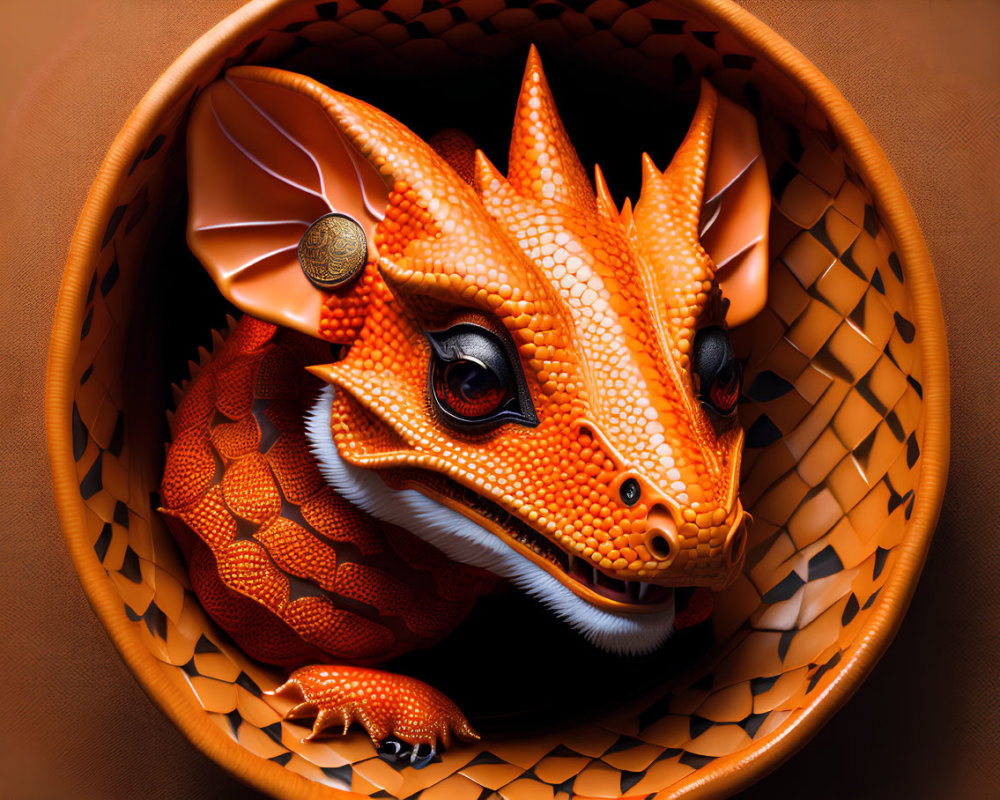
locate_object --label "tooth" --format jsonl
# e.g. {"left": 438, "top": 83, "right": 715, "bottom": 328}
{"left": 591, "top": 567, "right": 599, "bottom": 586}
{"left": 637, "top": 583, "right": 650, "bottom": 602}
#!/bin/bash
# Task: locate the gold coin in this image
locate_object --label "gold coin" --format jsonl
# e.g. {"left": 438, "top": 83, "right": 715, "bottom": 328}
{"left": 297, "top": 213, "right": 368, "bottom": 289}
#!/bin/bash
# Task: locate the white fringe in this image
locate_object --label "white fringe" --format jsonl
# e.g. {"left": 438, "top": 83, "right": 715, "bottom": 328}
{"left": 305, "top": 386, "right": 674, "bottom": 655}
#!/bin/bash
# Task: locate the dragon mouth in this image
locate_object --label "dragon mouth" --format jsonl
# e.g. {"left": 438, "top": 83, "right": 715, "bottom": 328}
{"left": 398, "top": 473, "right": 673, "bottom": 613}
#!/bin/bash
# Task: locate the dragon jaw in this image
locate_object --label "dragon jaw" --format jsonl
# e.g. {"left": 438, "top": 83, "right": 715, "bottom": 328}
{"left": 306, "top": 385, "right": 676, "bottom": 655}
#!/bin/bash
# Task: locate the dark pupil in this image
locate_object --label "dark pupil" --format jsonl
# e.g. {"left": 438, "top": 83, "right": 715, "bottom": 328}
{"left": 448, "top": 361, "right": 499, "bottom": 402}
{"left": 437, "top": 360, "right": 506, "bottom": 418}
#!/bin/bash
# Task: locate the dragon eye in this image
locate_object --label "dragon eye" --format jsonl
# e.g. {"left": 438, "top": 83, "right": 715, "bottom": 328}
{"left": 426, "top": 324, "right": 538, "bottom": 431}
{"left": 692, "top": 326, "right": 742, "bottom": 417}
{"left": 435, "top": 360, "right": 506, "bottom": 418}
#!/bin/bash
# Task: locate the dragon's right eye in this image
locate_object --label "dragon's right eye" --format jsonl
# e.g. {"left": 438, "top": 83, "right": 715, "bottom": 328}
{"left": 425, "top": 324, "right": 538, "bottom": 432}
{"left": 692, "top": 326, "right": 741, "bottom": 417}
{"left": 435, "top": 359, "right": 508, "bottom": 420}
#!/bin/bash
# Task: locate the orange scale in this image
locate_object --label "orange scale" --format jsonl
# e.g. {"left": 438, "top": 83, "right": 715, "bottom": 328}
{"left": 177, "top": 485, "right": 237, "bottom": 550}
{"left": 225, "top": 316, "right": 278, "bottom": 354}
{"left": 210, "top": 415, "right": 261, "bottom": 461}
{"left": 161, "top": 426, "right": 218, "bottom": 509}
{"left": 255, "top": 517, "right": 338, "bottom": 590}
{"left": 173, "top": 372, "right": 217, "bottom": 432}
{"left": 286, "top": 603, "right": 396, "bottom": 661}
{"left": 335, "top": 562, "right": 412, "bottom": 618}
{"left": 255, "top": 344, "right": 308, "bottom": 400}
{"left": 300, "top": 490, "right": 385, "bottom": 557}
{"left": 222, "top": 453, "right": 282, "bottom": 524}
{"left": 214, "top": 352, "right": 264, "bottom": 419}
{"left": 186, "top": 541, "right": 323, "bottom": 669}
{"left": 217, "top": 539, "right": 289, "bottom": 609}
{"left": 266, "top": 432, "right": 326, "bottom": 504}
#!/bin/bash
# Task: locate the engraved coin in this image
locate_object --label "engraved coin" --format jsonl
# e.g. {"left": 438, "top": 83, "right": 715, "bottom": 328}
{"left": 297, "top": 213, "right": 368, "bottom": 289}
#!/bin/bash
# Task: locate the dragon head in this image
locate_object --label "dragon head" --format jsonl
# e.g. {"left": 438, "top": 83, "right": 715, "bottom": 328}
{"left": 186, "top": 48, "right": 770, "bottom": 653}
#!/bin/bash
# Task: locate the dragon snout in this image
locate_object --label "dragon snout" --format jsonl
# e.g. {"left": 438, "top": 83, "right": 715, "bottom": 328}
{"left": 642, "top": 501, "right": 747, "bottom": 588}
{"left": 615, "top": 471, "right": 747, "bottom": 588}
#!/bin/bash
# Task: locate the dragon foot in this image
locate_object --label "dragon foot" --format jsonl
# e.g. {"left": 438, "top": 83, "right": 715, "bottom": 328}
{"left": 267, "top": 665, "right": 477, "bottom": 768}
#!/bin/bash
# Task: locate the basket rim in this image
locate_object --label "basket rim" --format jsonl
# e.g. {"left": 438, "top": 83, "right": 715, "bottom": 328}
{"left": 45, "top": 1, "right": 950, "bottom": 798}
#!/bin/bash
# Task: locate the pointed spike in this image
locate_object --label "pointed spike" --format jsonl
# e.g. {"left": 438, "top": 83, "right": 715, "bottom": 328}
{"left": 619, "top": 197, "right": 634, "bottom": 226}
{"left": 593, "top": 164, "right": 617, "bottom": 219}
{"left": 642, "top": 153, "right": 663, "bottom": 190}
{"left": 225, "top": 314, "right": 238, "bottom": 332}
{"left": 508, "top": 45, "right": 592, "bottom": 208}
{"left": 632, "top": 79, "right": 721, "bottom": 291}
{"left": 473, "top": 149, "right": 506, "bottom": 199}
{"left": 171, "top": 384, "right": 184, "bottom": 407}
{"left": 187, "top": 359, "right": 201, "bottom": 380}
{"left": 657, "top": 79, "right": 719, "bottom": 229}
{"left": 197, "top": 345, "right": 212, "bottom": 367}
{"left": 211, "top": 328, "right": 226, "bottom": 351}
{"left": 640, "top": 152, "right": 662, "bottom": 193}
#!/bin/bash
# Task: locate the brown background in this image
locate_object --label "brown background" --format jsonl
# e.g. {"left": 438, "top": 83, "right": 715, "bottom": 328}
{"left": 1, "top": 1, "right": 997, "bottom": 798}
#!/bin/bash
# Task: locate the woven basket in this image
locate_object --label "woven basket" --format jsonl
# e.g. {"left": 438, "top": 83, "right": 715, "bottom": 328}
{"left": 47, "top": 1, "right": 949, "bottom": 797}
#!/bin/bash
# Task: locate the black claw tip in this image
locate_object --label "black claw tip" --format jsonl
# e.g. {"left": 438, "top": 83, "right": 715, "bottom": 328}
{"left": 409, "top": 742, "right": 436, "bottom": 770}
{"left": 376, "top": 737, "right": 411, "bottom": 764}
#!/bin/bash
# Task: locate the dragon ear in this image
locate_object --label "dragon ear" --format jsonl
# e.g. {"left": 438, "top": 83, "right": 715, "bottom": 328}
{"left": 186, "top": 67, "right": 389, "bottom": 341}
{"left": 634, "top": 80, "right": 770, "bottom": 327}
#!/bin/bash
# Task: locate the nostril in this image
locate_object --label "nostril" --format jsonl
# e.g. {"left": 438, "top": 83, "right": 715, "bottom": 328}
{"left": 644, "top": 503, "right": 679, "bottom": 563}
{"left": 647, "top": 531, "right": 675, "bottom": 560}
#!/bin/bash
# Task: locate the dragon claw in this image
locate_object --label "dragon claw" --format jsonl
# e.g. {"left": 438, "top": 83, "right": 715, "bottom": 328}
{"left": 268, "top": 665, "right": 476, "bottom": 762}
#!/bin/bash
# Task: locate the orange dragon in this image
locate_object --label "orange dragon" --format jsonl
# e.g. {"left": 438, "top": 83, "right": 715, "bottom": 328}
{"left": 160, "top": 47, "right": 770, "bottom": 768}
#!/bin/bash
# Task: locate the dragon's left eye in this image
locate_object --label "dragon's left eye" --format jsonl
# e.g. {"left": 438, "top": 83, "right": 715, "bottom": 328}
{"left": 425, "top": 324, "right": 538, "bottom": 431}
{"left": 692, "top": 326, "right": 742, "bottom": 417}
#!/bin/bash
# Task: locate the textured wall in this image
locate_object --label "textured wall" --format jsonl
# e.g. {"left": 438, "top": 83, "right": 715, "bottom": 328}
{"left": 0, "top": 1, "right": 996, "bottom": 798}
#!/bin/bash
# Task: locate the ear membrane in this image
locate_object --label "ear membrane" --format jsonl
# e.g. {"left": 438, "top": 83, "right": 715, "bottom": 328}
{"left": 700, "top": 90, "right": 770, "bottom": 328}
{"left": 186, "top": 67, "right": 389, "bottom": 341}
